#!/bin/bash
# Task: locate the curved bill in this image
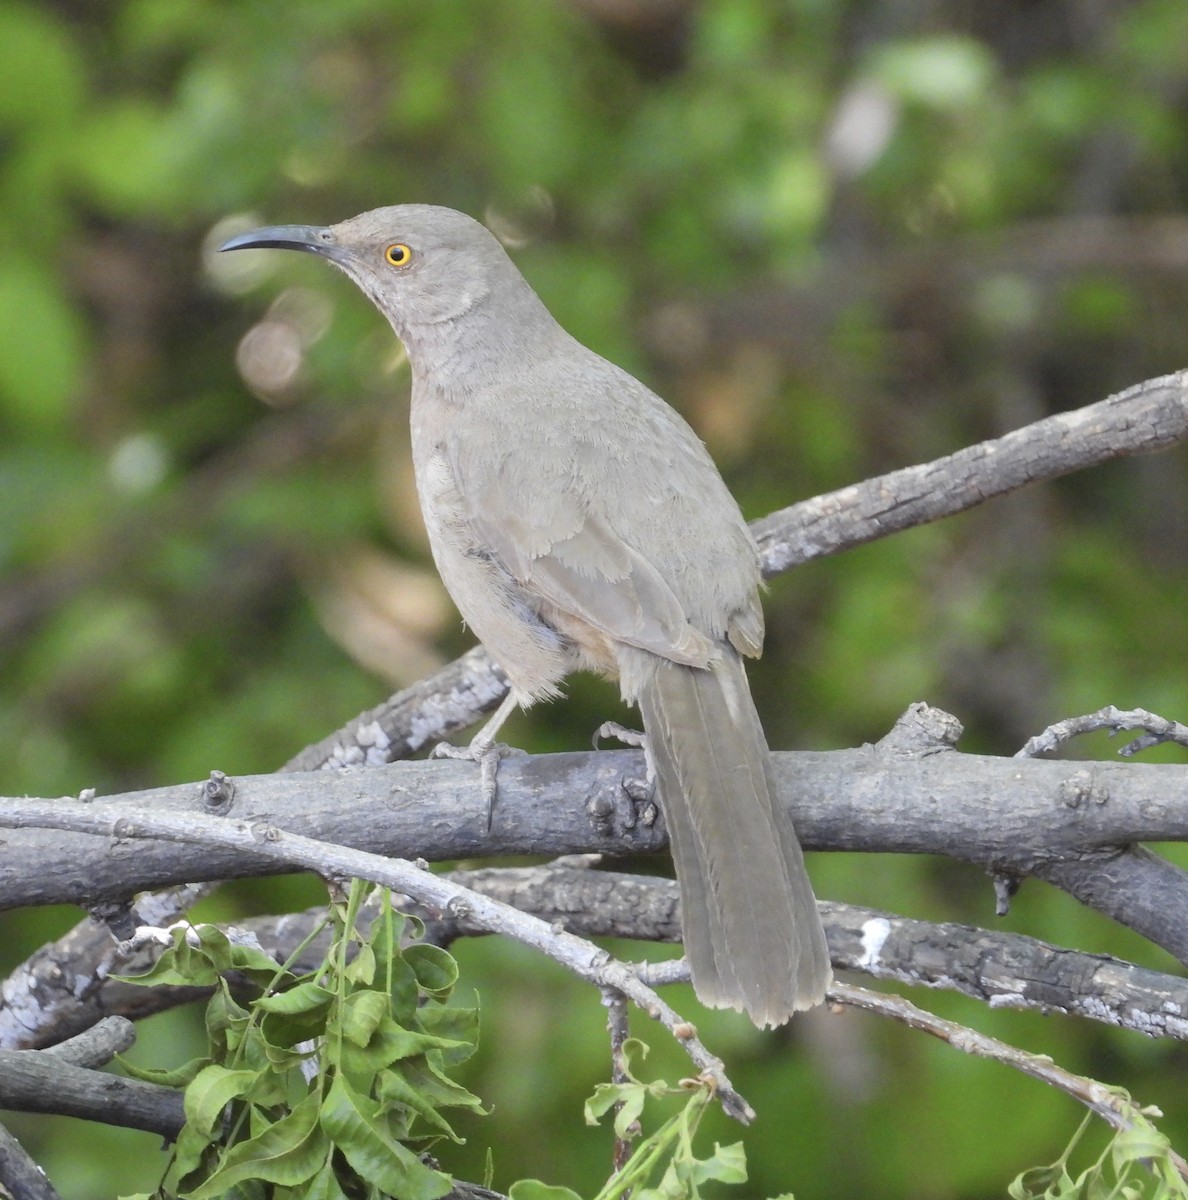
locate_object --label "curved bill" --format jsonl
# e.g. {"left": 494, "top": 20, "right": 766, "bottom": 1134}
{"left": 219, "top": 225, "right": 341, "bottom": 259}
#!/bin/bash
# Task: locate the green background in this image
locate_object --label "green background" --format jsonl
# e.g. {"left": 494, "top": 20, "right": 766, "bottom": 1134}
{"left": 2, "top": 1, "right": 1187, "bottom": 1196}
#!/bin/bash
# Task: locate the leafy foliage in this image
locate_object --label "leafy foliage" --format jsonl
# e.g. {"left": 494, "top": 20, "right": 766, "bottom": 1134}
{"left": 511, "top": 1040, "right": 748, "bottom": 1200}
{"left": 119, "top": 885, "right": 481, "bottom": 1199}
{"left": 1010, "top": 1108, "right": 1188, "bottom": 1200}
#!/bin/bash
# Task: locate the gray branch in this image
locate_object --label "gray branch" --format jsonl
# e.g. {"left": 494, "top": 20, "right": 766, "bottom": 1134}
{"left": 3, "top": 704, "right": 1188, "bottom": 946}
{"left": 17, "top": 865, "right": 1188, "bottom": 1051}
{"left": 0, "top": 1123, "right": 61, "bottom": 1200}
{"left": 0, "top": 1014, "right": 155, "bottom": 1143}
{"left": 0, "top": 800, "right": 757, "bottom": 1122}
{"left": 753, "top": 371, "right": 1188, "bottom": 573}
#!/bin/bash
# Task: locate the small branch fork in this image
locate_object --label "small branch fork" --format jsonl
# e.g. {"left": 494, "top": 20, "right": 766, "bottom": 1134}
{"left": 1018, "top": 705, "right": 1188, "bottom": 759}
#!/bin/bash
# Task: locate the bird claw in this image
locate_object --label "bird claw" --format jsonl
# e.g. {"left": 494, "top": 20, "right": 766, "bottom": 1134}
{"left": 431, "top": 738, "right": 525, "bottom": 830}
{"left": 593, "top": 721, "right": 647, "bottom": 751}
{"left": 592, "top": 723, "right": 655, "bottom": 811}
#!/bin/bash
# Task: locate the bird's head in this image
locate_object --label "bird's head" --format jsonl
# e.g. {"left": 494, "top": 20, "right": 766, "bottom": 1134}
{"left": 220, "top": 204, "right": 525, "bottom": 336}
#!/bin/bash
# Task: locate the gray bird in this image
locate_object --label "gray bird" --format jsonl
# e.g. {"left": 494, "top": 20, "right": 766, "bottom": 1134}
{"left": 221, "top": 205, "right": 831, "bottom": 1025}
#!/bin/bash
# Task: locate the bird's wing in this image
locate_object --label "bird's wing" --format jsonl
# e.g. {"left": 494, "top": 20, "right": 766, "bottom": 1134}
{"left": 485, "top": 501, "right": 716, "bottom": 667}
{"left": 453, "top": 443, "right": 717, "bottom": 669}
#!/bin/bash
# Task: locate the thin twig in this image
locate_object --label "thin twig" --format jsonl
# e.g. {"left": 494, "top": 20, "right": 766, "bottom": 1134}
{"left": 1017, "top": 705, "right": 1188, "bottom": 759}
{"left": 829, "top": 982, "right": 1188, "bottom": 1184}
{"left": 602, "top": 987, "right": 635, "bottom": 1175}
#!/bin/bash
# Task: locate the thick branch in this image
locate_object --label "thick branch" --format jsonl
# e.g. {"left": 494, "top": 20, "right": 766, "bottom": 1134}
{"left": 0, "top": 1123, "right": 60, "bottom": 1200}
{"left": 14, "top": 865, "right": 1188, "bottom": 1049}
{"left": 0, "top": 1049, "right": 185, "bottom": 1138}
{"left": 4, "top": 712, "right": 1188, "bottom": 944}
{"left": 1034, "top": 846, "right": 1188, "bottom": 963}
{"left": 753, "top": 372, "right": 1188, "bottom": 572}
{"left": 281, "top": 646, "right": 509, "bottom": 771}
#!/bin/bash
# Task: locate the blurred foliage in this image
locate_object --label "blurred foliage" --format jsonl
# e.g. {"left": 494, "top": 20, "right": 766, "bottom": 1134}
{"left": 2, "top": 0, "right": 1188, "bottom": 1197}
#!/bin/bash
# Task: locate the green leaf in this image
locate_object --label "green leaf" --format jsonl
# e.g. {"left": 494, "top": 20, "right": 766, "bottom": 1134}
{"left": 343, "top": 942, "right": 376, "bottom": 986}
{"left": 509, "top": 1184, "right": 584, "bottom": 1200}
{"left": 404, "top": 944, "right": 459, "bottom": 999}
{"left": 687, "top": 1141, "right": 747, "bottom": 1187}
{"left": 339, "top": 1016, "right": 462, "bottom": 1077}
{"left": 585, "top": 1073, "right": 669, "bottom": 1131}
{"left": 194, "top": 924, "right": 235, "bottom": 972}
{"left": 115, "top": 927, "right": 219, "bottom": 988}
{"left": 1008, "top": 1163, "right": 1074, "bottom": 1198}
{"left": 255, "top": 981, "right": 335, "bottom": 1016}
{"left": 318, "top": 1073, "right": 452, "bottom": 1200}
{"left": 383, "top": 953, "right": 423, "bottom": 1024}
{"left": 227, "top": 939, "right": 290, "bottom": 986}
{"left": 300, "top": 1157, "right": 353, "bottom": 1200}
{"left": 116, "top": 1053, "right": 211, "bottom": 1088}
{"left": 376, "top": 1058, "right": 485, "bottom": 1141}
{"left": 205, "top": 981, "right": 252, "bottom": 1053}
{"left": 187, "top": 1091, "right": 327, "bottom": 1199}
{"left": 398, "top": 1055, "right": 487, "bottom": 1118}
{"left": 337, "top": 989, "right": 389, "bottom": 1047}
{"left": 165, "top": 1121, "right": 220, "bottom": 1194}
{"left": 184, "top": 1064, "right": 261, "bottom": 1136}
{"left": 420, "top": 1002, "right": 481, "bottom": 1067}
{"left": 1109, "top": 1118, "right": 1172, "bottom": 1168}
{"left": 586, "top": 1078, "right": 667, "bottom": 1142}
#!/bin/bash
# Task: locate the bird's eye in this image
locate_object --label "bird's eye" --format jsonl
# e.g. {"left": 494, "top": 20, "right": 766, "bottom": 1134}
{"left": 384, "top": 243, "right": 412, "bottom": 267}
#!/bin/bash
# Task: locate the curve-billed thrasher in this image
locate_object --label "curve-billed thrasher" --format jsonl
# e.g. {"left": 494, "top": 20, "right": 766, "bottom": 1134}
{"left": 221, "top": 206, "right": 831, "bottom": 1026}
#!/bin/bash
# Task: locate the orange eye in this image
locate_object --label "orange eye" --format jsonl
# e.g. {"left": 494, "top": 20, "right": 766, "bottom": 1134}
{"left": 384, "top": 243, "right": 412, "bottom": 267}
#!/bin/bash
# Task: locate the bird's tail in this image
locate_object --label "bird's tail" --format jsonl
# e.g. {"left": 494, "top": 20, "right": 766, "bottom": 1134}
{"left": 631, "top": 649, "right": 831, "bottom": 1026}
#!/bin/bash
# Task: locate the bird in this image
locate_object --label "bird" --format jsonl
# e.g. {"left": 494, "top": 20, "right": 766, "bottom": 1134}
{"left": 221, "top": 205, "right": 831, "bottom": 1026}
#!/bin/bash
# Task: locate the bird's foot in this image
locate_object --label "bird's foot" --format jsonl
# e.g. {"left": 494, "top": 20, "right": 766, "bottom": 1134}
{"left": 593, "top": 721, "right": 647, "bottom": 751}
{"left": 431, "top": 736, "right": 526, "bottom": 829}
{"left": 592, "top": 723, "right": 655, "bottom": 807}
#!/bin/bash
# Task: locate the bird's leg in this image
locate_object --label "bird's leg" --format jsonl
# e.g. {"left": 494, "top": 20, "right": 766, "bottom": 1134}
{"left": 594, "top": 721, "right": 656, "bottom": 805}
{"left": 431, "top": 691, "right": 525, "bottom": 826}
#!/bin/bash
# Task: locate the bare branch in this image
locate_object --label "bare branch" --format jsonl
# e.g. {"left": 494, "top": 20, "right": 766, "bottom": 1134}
{"left": 5, "top": 704, "right": 1188, "bottom": 962}
{"left": 0, "top": 885, "right": 205, "bottom": 1050}
{"left": 281, "top": 646, "right": 510, "bottom": 772}
{"left": 0, "top": 1047, "right": 185, "bottom": 1138}
{"left": 0, "top": 1123, "right": 61, "bottom": 1200}
{"left": 27, "top": 865, "right": 1188, "bottom": 1048}
{"left": 41, "top": 1016, "right": 136, "bottom": 1067}
{"left": 753, "top": 372, "right": 1188, "bottom": 573}
{"left": 1018, "top": 705, "right": 1188, "bottom": 759}
{"left": 1034, "top": 846, "right": 1188, "bottom": 962}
